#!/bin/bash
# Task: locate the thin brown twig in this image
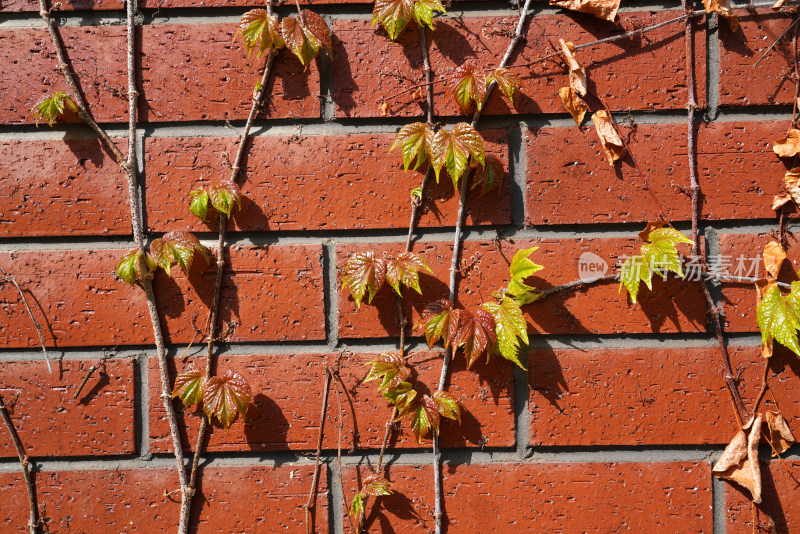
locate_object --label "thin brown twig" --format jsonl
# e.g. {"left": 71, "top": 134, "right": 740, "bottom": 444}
{"left": 331, "top": 370, "right": 358, "bottom": 534}
{"left": 72, "top": 364, "right": 98, "bottom": 400}
{"left": 0, "top": 267, "right": 51, "bottom": 373}
{"left": 0, "top": 393, "right": 39, "bottom": 534}
{"left": 305, "top": 367, "right": 332, "bottom": 534}
{"left": 753, "top": 15, "right": 800, "bottom": 68}
{"left": 750, "top": 359, "right": 772, "bottom": 419}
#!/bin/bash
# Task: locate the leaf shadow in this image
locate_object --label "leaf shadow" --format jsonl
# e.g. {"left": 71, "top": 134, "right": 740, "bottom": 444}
{"left": 242, "top": 393, "right": 290, "bottom": 450}
{"left": 77, "top": 370, "right": 110, "bottom": 406}
{"left": 62, "top": 138, "right": 105, "bottom": 169}
{"left": 527, "top": 346, "right": 568, "bottom": 411}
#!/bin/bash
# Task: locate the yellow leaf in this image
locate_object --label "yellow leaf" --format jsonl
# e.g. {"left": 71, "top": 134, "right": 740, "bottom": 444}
{"left": 763, "top": 241, "right": 787, "bottom": 280}
{"left": 559, "top": 87, "right": 589, "bottom": 126}
{"left": 591, "top": 110, "right": 625, "bottom": 166}
{"left": 558, "top": 39, "right": 587, "bottom": 97}
{"left": 702, "top": 0, "right": 739, "bottom": 32}
{"left": 773, "top": 129, "right": 800, "bottom": 157}
{"left": 549, "top": 0, "right": 619, "bottom": 22}
{"left": 712, "top": 413, "right": 763, "bottom": 503}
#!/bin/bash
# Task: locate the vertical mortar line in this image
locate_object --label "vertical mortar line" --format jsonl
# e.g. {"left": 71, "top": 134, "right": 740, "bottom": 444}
{"left": 705, "top": 11, "right": 720, "bottom": 121}
{"left": 135, "top": 352, "right": 151, "bottom": 460}
{"left": 323, "top": 240, "right": 340, "bottom": 351}
{"left": 712, "top": 471, "right": 726, "bottom": 534}
{"left": 508, "top": 121, "right": 527, "bottom": 229}
{"left": 320, "top": 14, "right": 336, "bottom": 122}
{"left": 327, "top": 460, "right": 345, "bottom": 534}
{"left": 513, "top": 348, "right": 531, "bottom": 459}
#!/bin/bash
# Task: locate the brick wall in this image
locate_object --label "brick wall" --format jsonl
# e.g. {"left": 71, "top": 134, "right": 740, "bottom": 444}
{"left": 0, "top": 0, "right": 798, "bottom": 532}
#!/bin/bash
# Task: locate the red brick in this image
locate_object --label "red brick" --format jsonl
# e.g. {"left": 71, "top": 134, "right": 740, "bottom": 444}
{"left": 338, "top": 238, "right": 707, "bottom": 339}
{"left": 343, "top": 461, "right": 712, "bottom": 532}
{"left": 334, "top": 12, "right": 705, "bottom": 118}
{"left": 719, "top": 9, "right": 797, "bottom": 107}
{"left": 144, "top": 131, "right": 510, "bottom": 232}
{"left": 527, "top": 120, "right": 786, "bottom": 225}
{"left": 0, "top": 246, "right": 324, "bottom": 348}
{"left": 0, "top": 359, "right": 135, "bottom": 457}
{"left": 726, "top": 460, "right": 800, "bottom": 533}
{"left": 0, "top": 25, "right": 318, "bottom": 125}
{"left": 0, "top": 0, "right": 122, "bottom": 10}
{"left": 0, "top": 465, "right": 327, "bottom": 532}
{"left": 718, "top": 233, "right": 799, "bottom": 332}
{"left": 0, "top": 139, "right": 130, "bottom": 237}
{"left": 530, "top": 345, "right": 800, "bottom": 446}
{"left": 149, "top": 351, "right": 513, "bottom": 452}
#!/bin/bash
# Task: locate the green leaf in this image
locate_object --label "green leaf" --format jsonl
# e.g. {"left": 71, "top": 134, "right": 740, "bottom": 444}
{"left": 31, "top": 92, "right": 77, "bottom": 127}
{"left": 280, "top": 11, "right": 331, "bottom": 70}
{"left": 116, "top": 249, "right": 143, "bottom": 285}
{"left": 449, "top": 62, "right": 486, "bottom": 115}
{"left": 486, "top": 67, "right": 522, "bottom": 103}
{"left": 398, "top": 394, "right": 439, "bottom": 443}
{"left": 384, "top": 381, "right": 417, "bottom": 413}
{"left": 209, "top": 180, "right": 242, "bottom": 218}
{"left": 236, "top": 9, "right": 283, "bottom": 57}
{"left": 349, "top": 493, "right": 364, "bottom": 521}
{"left": 509, "top": 247, "right": 543, "bottom": 283}
{"left": 202, "top": 370, "right": 253, "bottom": 429}
{"left": 758, "top": 284, "right": 800, "bottom": 358}
{"left": 411, "top": 187, "right": 423, "bottom": 201}
{"left": 149, "top": 231, "right": 210, "bottom": 277}
{"left": 412, "top": 0, "right": 445, "bottom": 29}
{"left": 364, "top": 352, "right": 411, "bottom": 394}
{"left": 361, "top": 473, "right": 393, "bottom": 496}
{"left": 429, "top": 123, "right": 485, "bottom": 188}
{"left": 189, "top": 189, "right": 210, "bottom": 221}
{"left": 385, "top": 252, "right": 432, "bottom": 295}
{"left": 415, "top": 298, "right": 452, "bottom": 347}
{"left": 372, "top": 0, "right": 415, "bottom": 40}
{"left": 619, "top": 256, "right": 648, "bottom": 303}
{"left": 470, "top": 153, "right": 505, "bottom": 196}
{"left": 481, "top": 298, "right": 528, "bottom": 369}
{"left": 172, "top": 369, "right": 204, "bottom": 407}
{"left": 619, "top": 225, "right": 693, "bottom": 302}
{"left": 390, "top": 122, "right": 434, "bottom": 171}
{"left": 433, "top": 389, "right": 460, "bottom": 424}
{"left": 342, "top": 252, "right": 387, "bottom": 308}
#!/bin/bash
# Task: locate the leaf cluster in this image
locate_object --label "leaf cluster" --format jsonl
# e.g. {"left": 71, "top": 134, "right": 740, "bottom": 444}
{"left": 619, "top": 223, "right": 693, "bottom": 303}
{"left": 372, "top": 0, "right": 446, "bottom": 40}
{"left": 116, "top": 231, "right": 210, "bottom": 285}
{"left": 190, "top": 179, "right": 242, "bottom": 220}
{"left": 31, "top": 92, "right": 78, "bottom": 127}
{"left": 236, "top": 8, "right": 332, "bottom": 70}
{"left": 172, "top": 369, "right": 253, "bottom": 428}
{"left": 349, "top": 473, "right": 392, "bottom": 525}
{"left": 364, "top": 353, "right": 460, "bottom": 443}
{"left": 449, "top": 62, "right": 522, "bottom": 115}
{"left": 342, "top": 251, "right": 432, "bottom": 308}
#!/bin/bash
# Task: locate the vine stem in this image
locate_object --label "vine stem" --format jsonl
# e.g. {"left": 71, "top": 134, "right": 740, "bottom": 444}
{"left": 0, "top": 393, "right": 39, "bottom": 534}
{"left": 305, "top": 367, "right": 331, "bottom": 534}
{"left": 183, "top": 4, "right": 277, "bottom": 530}
{"left": 0, "top": 267, "right": 51, "bottom": 373}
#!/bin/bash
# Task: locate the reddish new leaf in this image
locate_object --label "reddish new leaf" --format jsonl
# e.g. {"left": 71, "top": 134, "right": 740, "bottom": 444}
{"left": 209, "top": 179, "right": 242, "bottom": 217}
{"left": 202, "top": 370, "right": 253, "bottom": 428}
{"left": 342, "top": 252, "right": 387, "bottom": 308}
{"left": 280, "top": 11, "right": 331, "bottom": 70}
{"left": 149, "top": 231, "right": 210, "bottom": 277}
{"left": 364, "top": 352, "right": 411, "bottom": 393}
{"left": 487, "top": 67, "right": 522, "bottom": 103}
{"left": 361, "top": 473, "right": 393, "bottom": 496}
{"left": 385, "top": 252, "right": 432, "bottom": 295}
{"left": 415, "top": 299, "right": 453, "bottom": 347}
{"left": 430, "top": 123, "right": 485, "bottom": 188}
{"left": 452, "top": 308, "right": 497, "bottom": 368}
{"left": 399, "top": 394, "right": 439, "bottom": 443}
{"left": 172, "top": 369, "right": 204, "bottom": 407}
{"left": 236, "top": 9, "right": 283, "bottom": 57}
{"left": 391, "top": 122, "right": 434, "bottom": 171}
{"left": 433, "top": 389, "right": 460, "bottom": 424}
{"left": 449, "top": 62, "right": 486, "bottom": 115}
{"left": 372, "top": 0, "right": 415, "bottom": 40}
{"left": 470, "top": 153, "right": 504, "bottom": 196}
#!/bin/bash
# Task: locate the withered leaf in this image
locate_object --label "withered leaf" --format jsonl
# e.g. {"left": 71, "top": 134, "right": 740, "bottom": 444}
{"left": 712, "top": 413, "right": 763, "bottom": 503}
{"left": 591, "top": 110, "right": 626, "bottom": 166}
{"left": 772, "top": 192, "right": 794, "bottom": 211}
{"left": 550, "top": 0, "right": 620, "bottom": 22}
{"left": 784, "top": 168, "right": 800, "bottom": 207}
{"left": 703, "top": 0, "right": 739, "bottom": 32}
{"left": 765, "top": 410, "right": 796, "bottom": 456}
{"left": 763, "top": 241, "right": 787, "bottom": 280}
{"left": 773, "top": 0, "right": 788, "bottom": 8}
{"left": 774, "top": 129, "right": 800, "bottom": 158}
{"left": 559, "top": 39, "right": 587, "bottom": 97}
{"left": 559, "top": 87, "right": 589, "bottom": 126}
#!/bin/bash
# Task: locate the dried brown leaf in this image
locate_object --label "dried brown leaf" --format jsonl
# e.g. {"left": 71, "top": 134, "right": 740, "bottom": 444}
{"left": 558, "top": 39, "right": 587, "bottom": 96}
{"left": 591, "top": 110, "right": 626, "bottom": 166}
{"left": 772, "top": 192, "right": 794, "bottom": 211}
{"left": 703, "top": 0, "right": 739, "bottom": 32}
{"left": 763, "top": 241, "right": 787, "bottom": 280}
{"left": 559, "top": 87, "right": 589, "bottom": 126}
{"left": 712, "top": 413, "right": 763, "bottom": 503}
{"left": 784, "top": 168, "right": 800, "bottom": 207}
{"left": 774, "top": 129, "right": 800, "bottom": 158}
{"left": 379, "top": 101, "right": 391, "bottom": 117}
{"left": 765, "top": 410, "right": 796, "bottom": 456}
{"left": 773, "top": 0, "right": 788, "bottom": 8}
{"left": 550, "top": 0, "right": 619, "bottom": 22}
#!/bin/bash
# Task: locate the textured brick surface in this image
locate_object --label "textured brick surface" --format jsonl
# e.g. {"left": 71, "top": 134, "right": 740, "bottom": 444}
{"left": 144, "top": 131, "right": 510, "bottom": 232}
{"left": 0, "top": 246, "right": 324, "bottom": 348}
{"left": 0, "top": 139, "right": 130, "bottom": 237}
{"left": 529, "top": 345, "right": 800, "bottom": 446}
{"left": 526, "top": 120, "right": 786, "bottom": 225}
{"left": 0, "top": 25, "right": 318, "bottom": 125}
{"left": 0, "top": 359, "right": 135, "bottom": 457}
{"left": 334, "top": 11, "right": 705, "bottom": 118}
{"left": 149, "top": 351, "right": 514, "bottom": 452}
{"left": 338, "top": 238, "right": 707, "bottom": 339}
{"left": 726, "top": 460, "right": 800, "bottom": 533}
{"left": 0, "top": 465, "right": 328, "bottom": 533}
{"left": 719, "top": 9, "right": 797, "bottom": 107}
{"left": 343, "top": 462, "right": 712, "bottom": 532}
